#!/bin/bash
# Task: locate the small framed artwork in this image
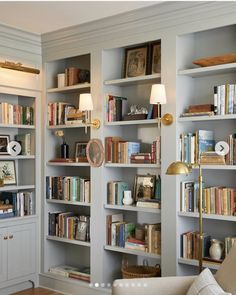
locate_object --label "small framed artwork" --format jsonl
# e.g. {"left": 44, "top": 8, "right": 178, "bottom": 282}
{"left": 150, "top": 42, "right": 161, "bottom": 74}
{"left": 75, "top": 142, "right": 88, "bottom": 163}
{"left": 0, "top": 135, "right": 10, "bottom": 155}
{"left": 124, "top": 45, "right": 149, "bottom": 78}
{"left": 0, "top": 160, "right": 17, "bottom": 185}
{"left": 133, "top": 174, "right": 156, "bottom": 201}
{"left": 86, "top": 139, "right": 104, "bottom": 167}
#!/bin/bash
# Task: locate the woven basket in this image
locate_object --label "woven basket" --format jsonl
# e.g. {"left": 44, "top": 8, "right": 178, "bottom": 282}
{"left": 122, "top": 264, "right": 161, "bottom": 279}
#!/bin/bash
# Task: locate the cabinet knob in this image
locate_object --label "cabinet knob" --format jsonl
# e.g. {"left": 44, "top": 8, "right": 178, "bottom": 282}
{"left": 8, "top": 235, "right": 13, "bottom": 239}
{"left": 3, "top": 236, "right": 8, "bottom": 240}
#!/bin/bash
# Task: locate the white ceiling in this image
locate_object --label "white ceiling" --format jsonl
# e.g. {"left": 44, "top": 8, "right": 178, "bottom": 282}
{"left": 0, "top": 1, "right": 158, "bottom": 34}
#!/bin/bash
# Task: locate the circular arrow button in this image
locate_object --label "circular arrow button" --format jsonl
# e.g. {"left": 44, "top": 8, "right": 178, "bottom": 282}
{"left": 215, "top": 141, "right": 229, "bottom": 156}
{"left": 7, "top": 141, "right": 21, "bottom": 156}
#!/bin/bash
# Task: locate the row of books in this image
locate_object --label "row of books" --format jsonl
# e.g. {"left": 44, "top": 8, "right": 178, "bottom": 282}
{"left": 47, "top": 102, "right": 85, "bottom": 126}
{"left": 46, "top": 176, "right": 90, "bottom": 203}
{"left": 181, "top": 181, "right": 236, "bottom": 216}
{"left": 213, "top": 84, "right": 236, "bottom": 115}
{"left": 179, "top": 130, "right": 215, "bottom": 164}
{"left": 181, "top": 231, "right": 211, "bottom": 260}
{"left": 105, "top": 137, "right": 140, "bottom": 163}
{"left": 0, "top": 191, "right": 34, "bottom": 218}
{"left": 48, "top": 212, "right": 90, "bottom": 241}
{"left": 0, "top": 102, "right": 34, "bottom": 125}
{"left": 15, "top": 133, "right": 31, "bottom": 155}
{"left": 181, "top": 231, "right": 236, "bottom": 260}
{"left": 106, "top": 213, "right": 161, "bottom": 254}
{"left": 225, "top": 134, "right": 236, "bottom": 165}
{"left": 49, "top": 264, "right": 90, "bottom": 283}
{"left": 105, "top": 94, "right": 128, "bottom": 122}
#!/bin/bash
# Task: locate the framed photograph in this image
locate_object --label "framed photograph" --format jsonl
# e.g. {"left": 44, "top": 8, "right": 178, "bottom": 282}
{"left": 124, "top": 45, "right": 149, "bottom": 78}
{"left": 150, "top": 42, "right": 161, "bottom": 74}
{"left": 0, "top": 135, "right": 10, "bottom": 155}
{"left": 75, "top": 142, "right": 88, "bottom": 163}
{"left": 133, "top": 174, "right": 156, "bottom": 201}
{"left": 0, "top": 160, "right": 17, "bottom": 185}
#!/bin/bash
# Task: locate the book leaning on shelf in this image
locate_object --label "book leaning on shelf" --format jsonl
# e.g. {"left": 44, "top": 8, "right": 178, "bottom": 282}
{"left": 181, "top": 180, "right": 236, "bottom": 216}
{"left": 46, "top": 176, "right": 90, "bottom": 203}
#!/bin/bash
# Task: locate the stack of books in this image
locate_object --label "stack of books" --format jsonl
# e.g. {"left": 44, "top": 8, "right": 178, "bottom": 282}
{"left": 0, "top": 204, "right": 14, "bottom": 219}
{"left": 46, "top": 176, "right": 90, "bottom": 203}
{"left": 181, "top": 104, "right": 214, "bottom": 117}
{"left": 200, "top": 151, "right": 225, "bottom": 165}
{"left": 49, "top": 265, "right": 90, "bottom": 283}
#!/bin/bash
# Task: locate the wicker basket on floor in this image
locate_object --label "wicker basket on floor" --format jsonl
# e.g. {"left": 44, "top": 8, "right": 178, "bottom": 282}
{"left": 121, "top": 260, "right": 161, "bottom": 279}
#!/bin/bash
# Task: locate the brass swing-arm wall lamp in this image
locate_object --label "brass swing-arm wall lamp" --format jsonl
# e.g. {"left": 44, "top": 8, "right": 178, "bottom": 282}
{"left": 79, "top": 93, "right": 101, "bottom": 130}
{"left": 150, "top": 84, "right": 173, "bottom": 126}
{"left": 0, "top": 60, "right": 40, "bottom": 75}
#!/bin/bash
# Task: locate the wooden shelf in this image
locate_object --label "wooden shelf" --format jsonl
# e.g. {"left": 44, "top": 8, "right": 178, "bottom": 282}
{"left": 178, "top": 211, "right": 236, "bottom": 221}
{"left": 179, "top": 114, "right": 236, "bottom": 122}
{"left": 104, "top": 119, "right": 159, "bottom": 126}
{"left": 46, "top": 199, "right": 91, "bottom": 206}
{"left": 104, "top": 74, "right": 161, "bottom": 86}
{"left": 0, "top": 185, "right": 35, "bottom": 192}
{"left": 0, "top": 124, "right": 35, "bottom": 129}
{"left": 47, "top": 83, "right": 91, "bottom": 93}
{"left": 105, "top": 204, "right": 161, "bottom": 214}
{"left": 47, "top": 162, "right": 90, "bottom": 167}
{"left": 178, "top": 257, "right": 220, "bottom": 270}
{"left": 46, "top": 235, "right": 91, "bottom": 247}
{"left": 178, "top": 62, "right": 236, "bottom": 78}
{"left": 105, "top": 163, "right": 160, "bottom": 168}
{"left": 104, "top": 245, "right": 161, "bottom": 259}
{"left": 47, "top": 124, "right": 87, "bottom": 129}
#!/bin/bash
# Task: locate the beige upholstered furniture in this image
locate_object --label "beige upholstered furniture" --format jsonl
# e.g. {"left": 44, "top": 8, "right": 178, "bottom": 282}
{"left": 112, "top": 244, "right": 236, "bottom": 295}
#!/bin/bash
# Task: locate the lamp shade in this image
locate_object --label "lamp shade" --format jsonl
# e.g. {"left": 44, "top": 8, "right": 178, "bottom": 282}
{"left": 150, "top": 84, "right": 167, "bottom": 105}
{"left": 79, "top": 93, "right": 94, "bottom": 111}
{"left": 166, "top": 161, "right": 191, "bottom": 175}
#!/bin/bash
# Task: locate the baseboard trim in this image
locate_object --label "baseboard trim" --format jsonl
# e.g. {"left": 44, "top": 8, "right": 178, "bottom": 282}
{"left": 0, "top": 274, "right": 38, "bottom": 295}
{"left": 39, "top": 273, "right": 111, "bottom": 295}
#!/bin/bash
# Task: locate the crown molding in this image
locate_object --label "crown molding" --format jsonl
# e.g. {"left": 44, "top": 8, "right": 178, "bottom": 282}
{"left": 41, "top": 1, "right": 236, "bottom": 61}
{"left": 0, "top": 23, "right": 41, "bottom": 56}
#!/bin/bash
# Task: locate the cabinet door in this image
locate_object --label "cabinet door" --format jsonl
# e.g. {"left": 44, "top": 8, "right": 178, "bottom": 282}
{"left": 8, "top": 223, "right": 36, "bottom": 280}
{"left": 0, "top": 227, "right": 7, "bottom": 283}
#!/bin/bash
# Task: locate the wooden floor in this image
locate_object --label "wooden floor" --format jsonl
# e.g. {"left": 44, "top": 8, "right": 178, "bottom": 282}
{"left": 12, "top": 287, "right": 63, "bottom": 295}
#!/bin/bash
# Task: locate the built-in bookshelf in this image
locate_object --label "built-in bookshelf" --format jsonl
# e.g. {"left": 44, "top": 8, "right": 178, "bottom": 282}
{"left": 176, "top": 24, "right": 236, "bottom": 275}
{"left": 43, "top": 53, "right": 92, "bottom": 286}
{"left": 102, "top": 40, "right": 162, "bottom": 284}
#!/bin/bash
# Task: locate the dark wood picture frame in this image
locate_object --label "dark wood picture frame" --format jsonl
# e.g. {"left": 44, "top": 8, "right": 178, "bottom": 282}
{"left": 124, "top": 45, "right": 149, "bottom": 78}
{"left": 150, "top": 41, "right": 161, "bottom": 74}
{"left": 75, "top": 141, "right": 88, "bottom": 163}
{"left": 133, "top": 174, "right": 156, "bottom": 201}
{"left": 0, "top": 135, "right": 10, "bottom": 155}
{"left": 0, "top": 160, "right": 17, "bottom": 185}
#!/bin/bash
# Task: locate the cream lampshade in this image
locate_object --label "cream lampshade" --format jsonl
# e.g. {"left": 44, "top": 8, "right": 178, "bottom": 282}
{"left": 79, "top": 93, "right": 94, "bottom": 111}
{"left": 150, "top": 84, "right": 167, "bottom": 105}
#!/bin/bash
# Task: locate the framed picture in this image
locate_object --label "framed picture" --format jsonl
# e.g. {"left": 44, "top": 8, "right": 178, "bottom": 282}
{"left": 86, "top": 139, "right": 104, "bottom": 167}
{"left": 133, "top": 174, "right": 156, "bottom": 201}
{"left": 0, "top": 160, "right": 17, "bottom": 185}
{"left": 124, "top": 45, "right": 149, "bottom": 78}
{"left": 0, "top": 135, "right": 10, "bottom": 155}
{"left": 150, "top": 42, "right": 161, "bottom": 74}
{"left": 75, "top": 142, "right": 88, "bottom": 163}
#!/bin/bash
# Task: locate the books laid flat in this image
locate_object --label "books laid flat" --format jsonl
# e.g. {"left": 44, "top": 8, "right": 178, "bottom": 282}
{"left": 49, "top": 265, "right": 90, "bottom": 282}
{"left": 181, "top": 111, "right": 214, "bottom": 117}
